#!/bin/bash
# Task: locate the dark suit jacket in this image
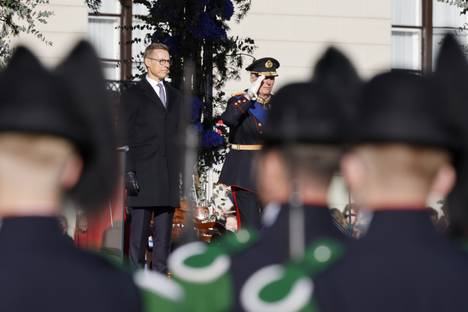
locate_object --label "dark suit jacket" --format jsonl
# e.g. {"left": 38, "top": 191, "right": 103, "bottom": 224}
{"left": 0, "top": 217, "right": 141, "bottom": 312}
{"left": 315, "top": 210, "right": 468, "bottom": 312}
{"left": 230, "top": 203, "right": 350, "bottom": 311}
{"left": 123, "top": 78, "right": 181, "bottom": 208}
{"left": 218, "top": 94, "right": 266, "bottom": 192}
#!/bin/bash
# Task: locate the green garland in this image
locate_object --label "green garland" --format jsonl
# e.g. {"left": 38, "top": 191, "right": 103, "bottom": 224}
{"left": 0, "top": 0, "right": 53, "bottom": 67}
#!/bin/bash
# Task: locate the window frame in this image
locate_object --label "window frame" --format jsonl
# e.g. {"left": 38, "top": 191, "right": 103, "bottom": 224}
{"left": 391, "top": 0, "right": 432, "bottom": 73}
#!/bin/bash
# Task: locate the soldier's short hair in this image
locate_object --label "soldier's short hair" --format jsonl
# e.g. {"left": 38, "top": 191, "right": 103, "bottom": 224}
{"left": 275, "top": 144, "right": 341, "bottom": 184}
{"left": 0, "top": 133, "right": 77, "bottom": 174}
{"left": 355, "top": 144, "right": 451, "bottom": 182}
{"left": 144, "top": 43, "right": 170, "bottom": 59}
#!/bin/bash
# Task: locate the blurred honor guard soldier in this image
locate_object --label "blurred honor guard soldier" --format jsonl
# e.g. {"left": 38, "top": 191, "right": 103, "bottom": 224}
{"left": 230, "top": 48, "right": 360, "bottom": 311}
{"left": 123, "top": 43, "right": 181, "bottom": 273}
{"left": 0, "top": 42, "right": 141, "bottom": 312}
{"left": 219, "top": 57, "right": 280, "bottom": 229}
{"left": 315, "top": 34, "right": 468, "bottom": 312}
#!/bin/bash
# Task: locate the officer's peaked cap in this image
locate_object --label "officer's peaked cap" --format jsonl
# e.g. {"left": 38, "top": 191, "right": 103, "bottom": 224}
{"left": 245, "top": 57, "right": 280, "bottom": 76}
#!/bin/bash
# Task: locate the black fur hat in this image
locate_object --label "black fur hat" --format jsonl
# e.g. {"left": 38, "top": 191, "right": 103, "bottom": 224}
{"left": 0, "top": 47, "right": 89, "bottom": 148}
{"left": 350, "top": 70, "right": 457, "bottom": 149}
{"left": 0, "top": 41, "right": 118, "bottom": 211}
{"left": 263, "top": 47, "right": 360, "bottom": 146}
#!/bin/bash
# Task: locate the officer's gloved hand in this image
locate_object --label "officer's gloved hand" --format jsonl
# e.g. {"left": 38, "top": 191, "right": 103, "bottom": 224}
{"left": 125, "top": 171, "right": 140, "bottom": 196}
{"left": 246, "top": 75, "right": 265, "bottom": 100}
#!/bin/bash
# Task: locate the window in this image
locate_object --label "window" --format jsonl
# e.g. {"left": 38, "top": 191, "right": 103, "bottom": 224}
{"left": 392, "top": 0, "right": 468, "bottom": 73}
{"left": 87, "top": 0, "right": 121, "bottom": 80}
{"left": 87, "top": 0, "right": 150, "bottom": 81}
{"left": 392, "top": 0, "right": 422, "bottom": 71}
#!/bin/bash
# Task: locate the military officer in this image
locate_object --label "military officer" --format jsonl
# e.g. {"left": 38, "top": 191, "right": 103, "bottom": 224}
{"left": 314, "top": 34, "right": 468, "bottom": 312}
{"left": 218, "top": 57, "right": 280, "bottom": 230}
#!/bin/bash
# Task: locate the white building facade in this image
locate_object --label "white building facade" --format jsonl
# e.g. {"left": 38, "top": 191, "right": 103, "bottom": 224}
{"left": 10, "top": 0, "right": 467, "bottom": 211}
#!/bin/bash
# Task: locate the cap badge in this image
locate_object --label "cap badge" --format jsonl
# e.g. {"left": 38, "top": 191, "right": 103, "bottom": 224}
{"left": 265, "top": 60, "right": 273, "bottom": 69}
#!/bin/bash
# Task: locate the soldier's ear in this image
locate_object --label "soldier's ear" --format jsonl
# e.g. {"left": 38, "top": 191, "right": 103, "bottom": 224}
{"left": 60, "top": 153, "right": 83, "bottom": 190}
{"left": 340, "top": 152, "right": 365, "bottom": 198}
{"left": 428, "top": 164, "right": 456, "bottom": 204}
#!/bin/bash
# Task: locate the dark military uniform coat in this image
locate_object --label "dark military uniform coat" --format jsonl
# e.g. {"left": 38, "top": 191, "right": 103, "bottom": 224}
{"left": 0, "top": 217, "right": 141, "bottom": 312}
{"left": 218, "top": 94, "right": 267, "bottom": 192}
{"left": 230, "top": 204, "right": 350, "bottom": 311}
{"left": 123, "top": 79, "right": 181, "bottom": 208}
{"left": 315, "top": 210, "right": 468, "bottom": 312}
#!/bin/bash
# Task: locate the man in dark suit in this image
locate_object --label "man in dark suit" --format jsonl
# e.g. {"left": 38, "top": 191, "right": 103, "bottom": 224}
{"left": 218, "top": 57, "right": 279, "bottom": 230}
{"left": 123, "top": 43, "right": 181, "bottom": 273}
{"left": 0, "top": 42, "right": 142, "bottom": 312}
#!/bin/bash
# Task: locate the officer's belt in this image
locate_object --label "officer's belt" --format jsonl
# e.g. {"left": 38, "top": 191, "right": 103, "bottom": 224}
{"left": 231, "top": 144, "right": 262, "bottom": 151}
